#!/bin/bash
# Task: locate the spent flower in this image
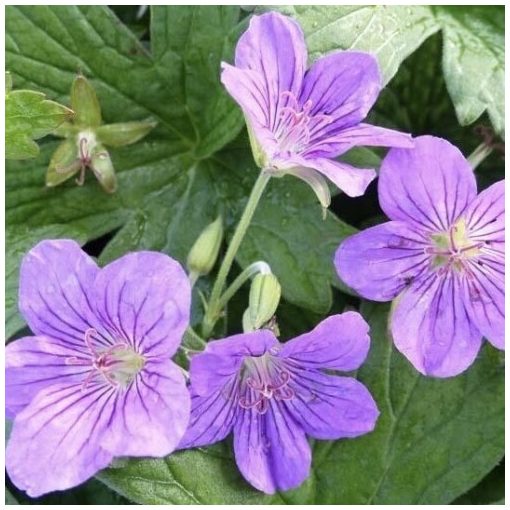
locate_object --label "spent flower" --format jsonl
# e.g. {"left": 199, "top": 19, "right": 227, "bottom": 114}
{"left": 180, "top": 313, "right": 379, "bottom": 494}
{"left": 335, "top": 136, "right": 505, "bottom": 377}
{"left": 47, "top": 74, "right": 156, "bottom": 193}
{"left": 221, "top": 12, "right": 413, "bottom": 207}
{"left": 6, "top": 240, "right": 191, "bottom": 496}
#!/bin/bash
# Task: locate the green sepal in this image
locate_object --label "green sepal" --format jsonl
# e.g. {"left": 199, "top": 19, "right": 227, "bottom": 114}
{"left": 96, "top": 119, "right": 157, "bottom": 147}
{"left": 246, "top": 118, "right": 268, "bottom": 169}
{"left": 52, "top": 121, "right": 80, "bottom": 139}
{"left": 71, "top": 74, "right": 102, "bottom": 128}
{"left": 90, "top": 144, "right": 117, "bottom": 193}
{"left": 46, "top": 139, "right": 81, "bottom": 187}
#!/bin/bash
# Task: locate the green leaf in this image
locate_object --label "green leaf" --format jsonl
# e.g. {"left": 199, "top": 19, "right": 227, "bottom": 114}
{"left": 268, "top": 6, "right": 504, "bottom": 134}
{"left": 150, "top": 6, "right": 245, "bottom": 158}
{"left": 5, "top": 87, "right": 72, "bottom": 159}
{"left": 433, "top": 6, "right": 504, "bottom": 135}
{"left": 292, "top": 302, "right": 505, "bottom": 504}
{"left": 453, "top": 461, "right": 504, "bottom": 505}
{"left": 6, "top": 224, "right": 88, "bottom": 339}
{"left": 98, "top": 303, "right": 504, "bottom": 504}
{"left": 5, "top": 488, "right": 19, "bottom": 505}
{"left": 237, "top": 175, "right": 356, "bottom": 314}
{"left": 6, "top": 6, "right": 243, "bottom": 155}
{"left": 270, "top": 5, "right": 440, "bottom": 85}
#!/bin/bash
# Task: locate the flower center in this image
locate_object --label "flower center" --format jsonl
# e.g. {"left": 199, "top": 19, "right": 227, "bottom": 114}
{"left": 425, "top": 219, "right": 484, "bottom": 275}
{"left": 238, "top": 351, "right": 294, "bottom": 414}
{"left": 66, "top": 328, "right": 145, "bottom": 389}
{"left": 274, "top": 91, "right": 332, "bottom": 155}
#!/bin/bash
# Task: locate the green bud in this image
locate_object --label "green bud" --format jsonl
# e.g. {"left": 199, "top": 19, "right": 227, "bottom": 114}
{"left": 96, "top": 119, "right": 157, "bottom": 147}
{"left": 246, "top": 119, "right": 268, "bottom": 169}
{"left": 187, "top": 216, "right": 224, "bottom": 278}
{"left": 71, "top": 74, "right": 102, "bottom": 128}
{"left": 247, "top": 273, "right": 281, "bottom": 330}
{"left": 46, "top": 139, "right": 81, "bottom": 187}
{"left": 90, "top": 144, "right": 117, "bottom": 193}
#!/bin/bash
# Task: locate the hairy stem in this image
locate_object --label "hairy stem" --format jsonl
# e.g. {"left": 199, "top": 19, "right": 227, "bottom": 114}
{"left": 202, "top": 171, "right": 271, "bottom": 337}
{"left": 468, "top": 142, "right": 493, "bottom": 170}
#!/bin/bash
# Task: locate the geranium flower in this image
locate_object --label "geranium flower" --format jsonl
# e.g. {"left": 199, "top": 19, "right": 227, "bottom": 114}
{"left": 335, "top": 136, "right": 505, "bottom": 377}
{"left": 180, "top": 313, "right": 379, "bottom": 494}
{"left": 221, "top": 11, "right": 413, "bottom": 205}
{"left": 6, "top": 240, "right": 191, "bottom": 496}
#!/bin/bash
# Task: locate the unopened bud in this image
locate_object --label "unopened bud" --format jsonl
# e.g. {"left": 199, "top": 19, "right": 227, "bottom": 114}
{"left": 246, "top": 273, "right": 281, "bottom": 330}
{"left": 187, "top": 216, "right": 224, "bottom": 278}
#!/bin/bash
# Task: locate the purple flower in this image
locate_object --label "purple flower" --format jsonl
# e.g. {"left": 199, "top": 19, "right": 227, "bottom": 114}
{"left": 221, "top": 11, "right": 413, "bottom": 201}
{"left": 6, "top": 240, "right": 191, "bottom": 497}
{"left": 180, "top": 313, "right": 379, "bottom": 494}
{"left": 335, "top": 136, "right": 505, "bottom": 377}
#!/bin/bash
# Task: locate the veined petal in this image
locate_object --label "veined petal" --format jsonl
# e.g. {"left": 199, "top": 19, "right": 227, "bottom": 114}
{"left": 19, "top": 240, "right": 101, "bottom": 354}
{"left": 280, "top": 155, "right": 376, "bottom": 197}
{"left": 335, "top": 221, "right": 430, "bottom": 301}
{"left": 464, "top": 260, "right": 504, "bottom": 350}
{"left": 233, "top": 401, "right": 311, "bottom": 494}
{"left": 102, "top": 360, "right": 190, "bottom": 457}
{"left": 391, "top": 272, "right": 482, "bottom": 377}
{"left": 463, "top": 180, "right": 505, "bottom": 348}
{"left": 286, "top": 371, "right": 379, "bottom": 439}
{"left": 379, "top": 136, "right": 477, "bottom": 231}
{"left": 276, "top": 164, "right": 331, "bottom": 209}
{"left": 6, "top": 335, "right": 91, "bottom": 419}
{"left": 300, "top": 52, "right": 380, "bottom": 135}
{"left": 92, "top": 252, "right": 191, "bottom": 357}
{"left": 179, "top": 376, "right": 239, "bottom": 449}
{"left": 280, "top": 313, "right": 371, "bottom": 371}
{"left": 465, "top": 180, "right": 505, "bottom": 243}
{"left": 6, "top": 381, "right": 115, "bottom": 497}
{"left": 306, "top": 123, "right": 413, "bottom": 159}
{"left": 189, "top": 330, "right": 277, "bottom": 397}
{"left": 234, "top": 12, "right": 307, "bottom": 133}
{"left": 220, "top": 63, "right": 272, "bottom": 134}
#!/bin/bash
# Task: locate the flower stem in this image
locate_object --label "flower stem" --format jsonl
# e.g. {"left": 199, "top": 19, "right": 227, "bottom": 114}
{"left": 202, "top": 171, "right": 271, "bottom": 337}
{"left": 216, "top": 261, "right": 271, "bottom": 312}
{"left": 468, "top": 142, "right": 493, "bottom": 170}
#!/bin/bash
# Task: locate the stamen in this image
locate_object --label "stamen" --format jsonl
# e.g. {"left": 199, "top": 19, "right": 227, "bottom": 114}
{"left": 238, "top": 355, "right": 294, "bottom": 413}
{"left": 84, "top": 328, "right": 99, "bottom": 355}
{"left": 274, "top": 386, "right": 294, "bottom": 401}
{"left": 274, "top": 91, "right": 332, "bottom": 155}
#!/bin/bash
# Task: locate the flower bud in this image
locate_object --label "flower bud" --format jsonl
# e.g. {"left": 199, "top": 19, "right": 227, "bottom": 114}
{"left": 71, "top": 74, "right": 101, "bottom": 128}
{"left": 246, "top": 273, "right": 281, "bottom": 330}
{"left": 187, "top": 216, "right": 224, "bottom": 278}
